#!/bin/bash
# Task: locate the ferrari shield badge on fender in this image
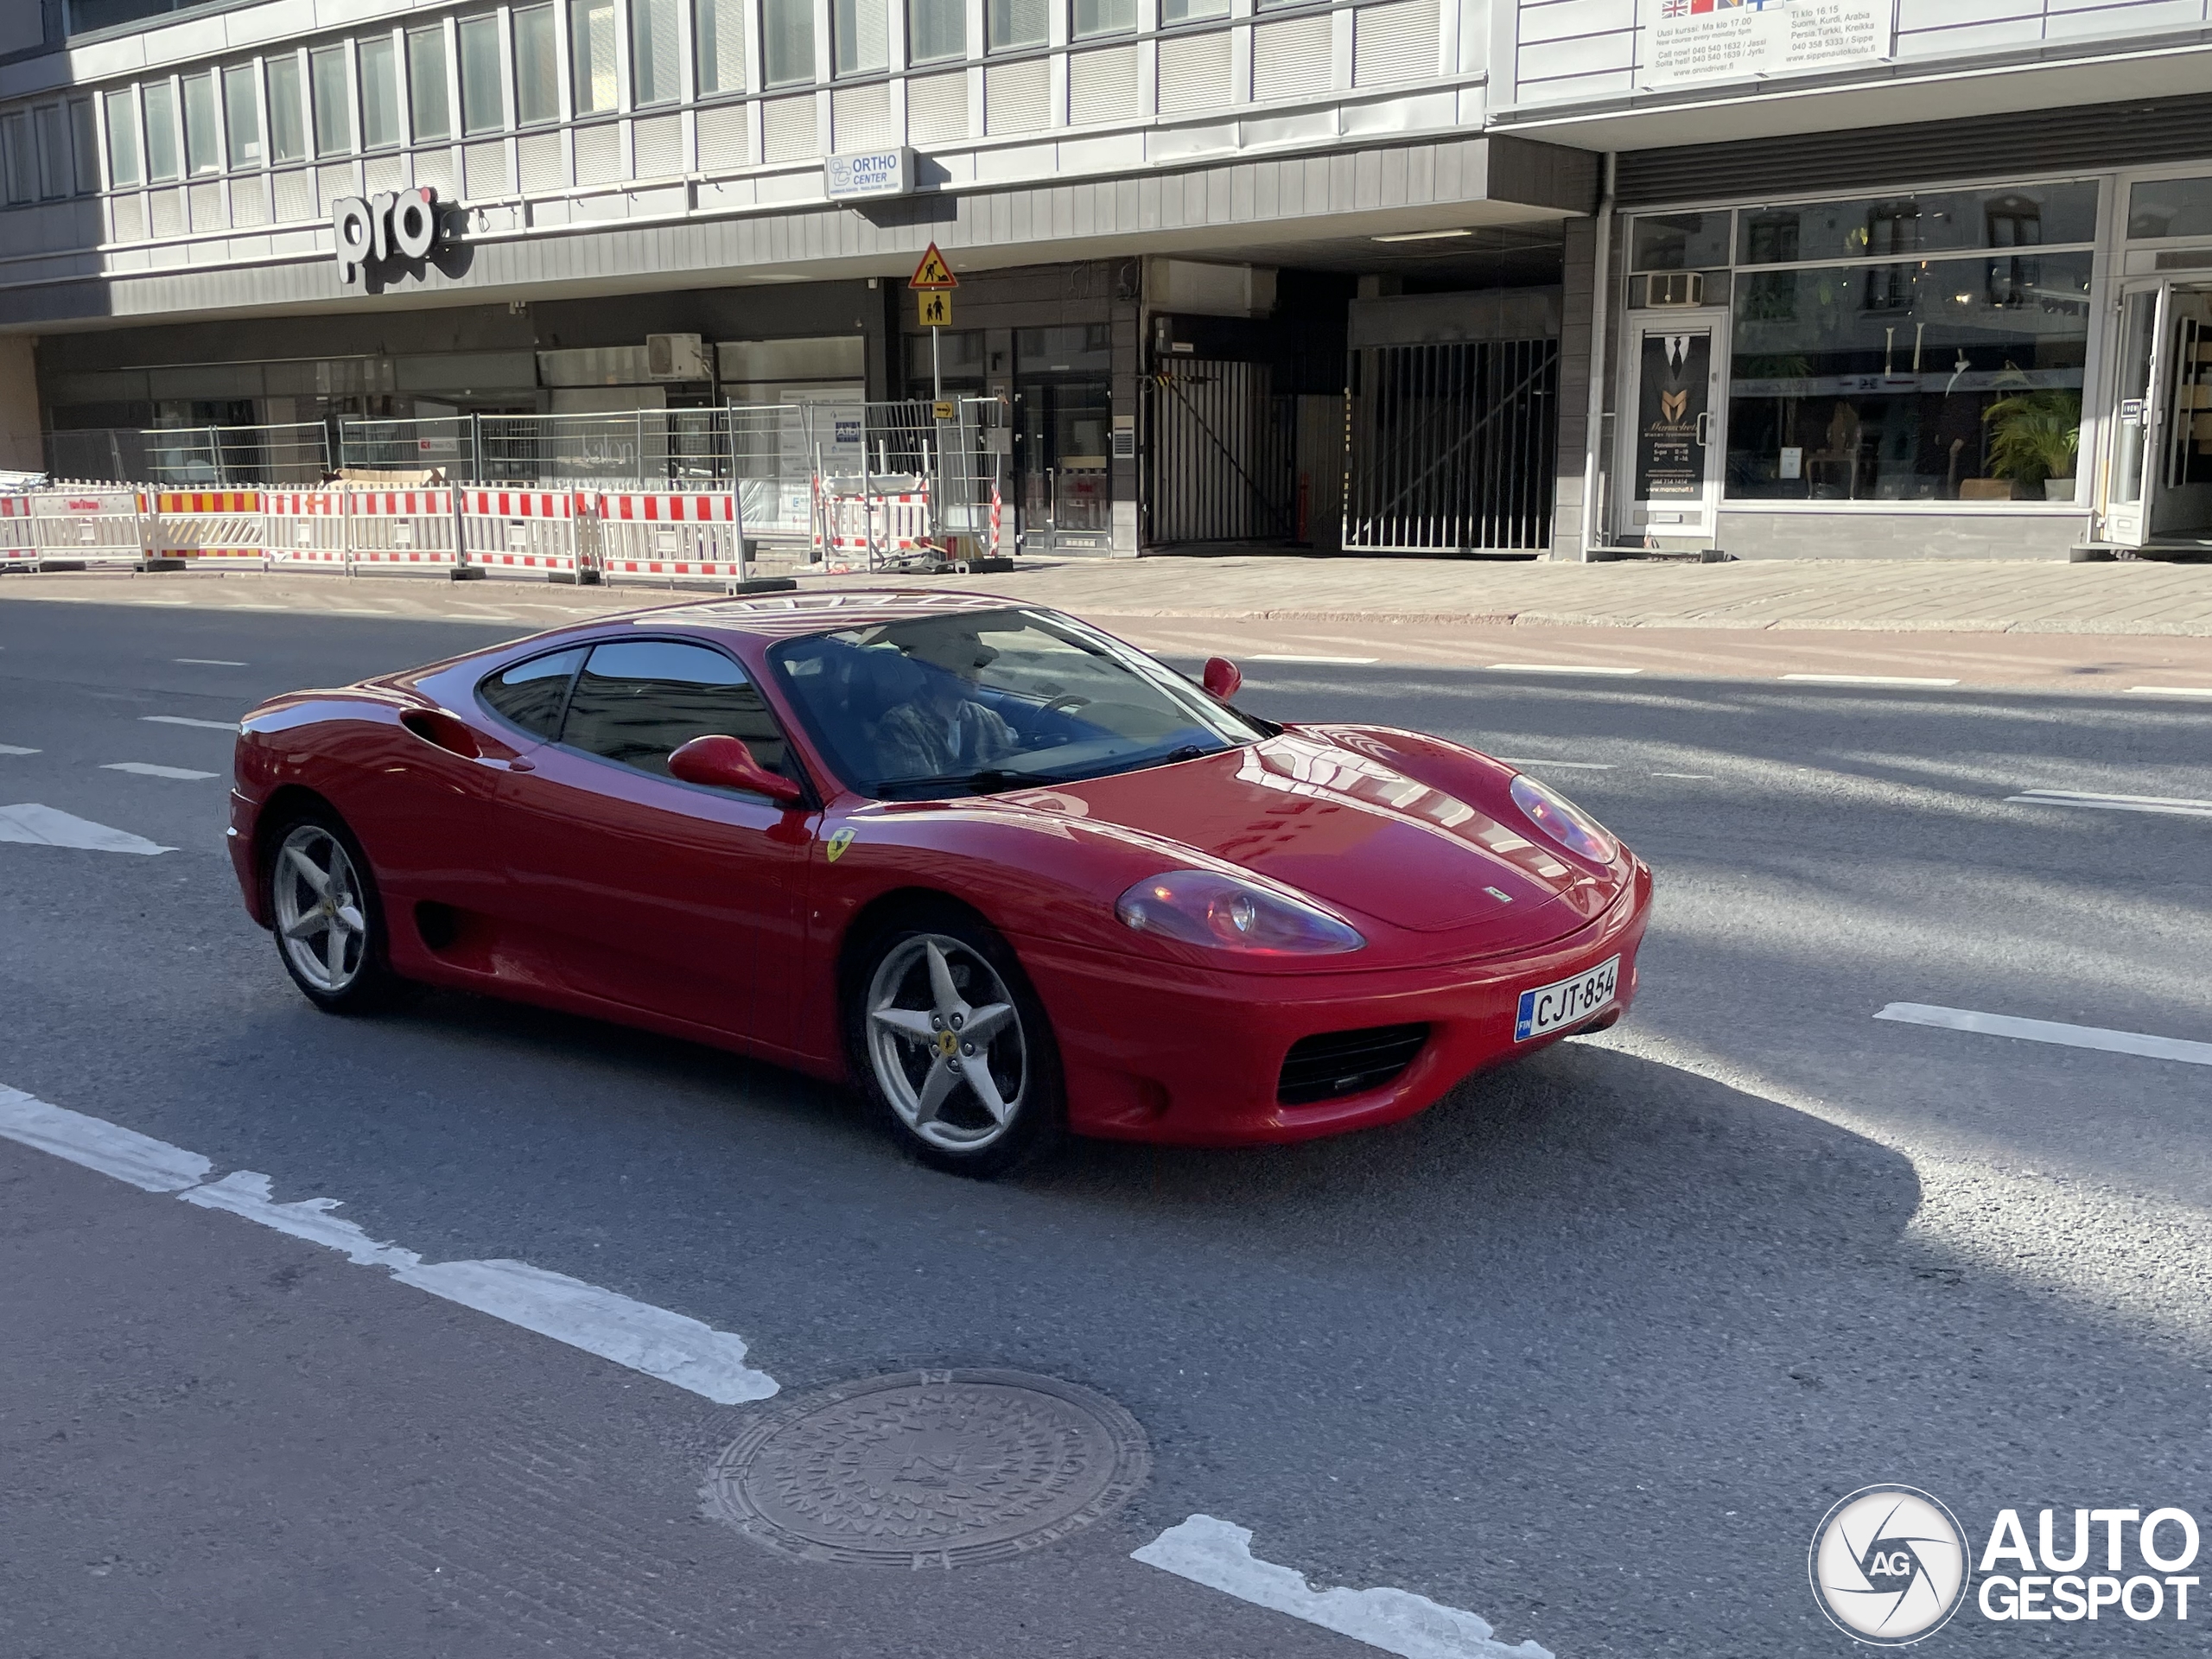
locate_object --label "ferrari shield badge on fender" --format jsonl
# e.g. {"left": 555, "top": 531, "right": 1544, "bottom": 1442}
{"left": 824, "top": 827, "right": 856, "bottom": 862}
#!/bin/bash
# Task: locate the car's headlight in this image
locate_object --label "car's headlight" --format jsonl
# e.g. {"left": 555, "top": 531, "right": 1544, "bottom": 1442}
{"left": 1115, "top": 869, "right": 1365, "bottom": 956}
{"left": 1510, "top": 773, "right": 1618, "bottom": 863}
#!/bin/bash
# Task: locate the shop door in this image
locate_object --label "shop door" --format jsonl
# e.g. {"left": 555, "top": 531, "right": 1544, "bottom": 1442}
{"left": 2101, "top": 283, "right": 2166, "bottom": 548}
{"left": 1616, "top": 309, "right": 1728, "bottom": 543}
{"left": 1013, "top": 378, "right": 1113, "bottom": 554}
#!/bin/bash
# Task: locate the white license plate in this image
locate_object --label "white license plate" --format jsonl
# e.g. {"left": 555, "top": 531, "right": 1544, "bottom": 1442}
{"left": 1515, "top": 956, "right": 1619, "bottom": 1042}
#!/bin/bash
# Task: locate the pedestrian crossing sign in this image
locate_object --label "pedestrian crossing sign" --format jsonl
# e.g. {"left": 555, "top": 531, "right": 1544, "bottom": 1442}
{"left": 918, "top": 289, "right": 953, "bottom": 328}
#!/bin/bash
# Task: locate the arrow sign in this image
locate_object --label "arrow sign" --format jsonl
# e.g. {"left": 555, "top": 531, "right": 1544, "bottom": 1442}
{"left": 910, "top": 243, "right": 957, "bottom": 289}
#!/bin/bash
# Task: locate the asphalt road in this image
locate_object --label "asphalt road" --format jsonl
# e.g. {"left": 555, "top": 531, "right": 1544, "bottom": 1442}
{"left": 3, "top": 598, "right": 2210, "bottom": 1658}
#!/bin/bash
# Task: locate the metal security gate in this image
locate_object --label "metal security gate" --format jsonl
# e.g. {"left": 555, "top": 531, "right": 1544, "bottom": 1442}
{"left": 1342, "top": 339, "right": 1558, "bottom": 553}
{"left": 1145, "top": 360, "right": 1297, "bottom": 546}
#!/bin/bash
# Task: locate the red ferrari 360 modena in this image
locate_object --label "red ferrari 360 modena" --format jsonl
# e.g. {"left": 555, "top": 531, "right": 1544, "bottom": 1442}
{"left": 231, "top": 591, "right": 1650, "bottom": 1175}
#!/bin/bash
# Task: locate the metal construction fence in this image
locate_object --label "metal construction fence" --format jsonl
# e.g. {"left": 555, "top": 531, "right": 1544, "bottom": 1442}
{"left": 45, "top": 423, "right": 332, "bottom": 489}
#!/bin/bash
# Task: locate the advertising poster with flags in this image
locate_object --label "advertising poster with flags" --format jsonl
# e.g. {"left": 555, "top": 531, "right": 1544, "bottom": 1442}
{"left": 1642, "top": 0, "right": 1891, "bottom": 89}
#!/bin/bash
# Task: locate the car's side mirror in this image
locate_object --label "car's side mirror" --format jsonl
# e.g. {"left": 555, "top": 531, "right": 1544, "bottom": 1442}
{"left": 1202, "top": 657, "right": 1242, "bottom": 701}
{"left": 668, "top": 734, "right": 804, "bottom": 804}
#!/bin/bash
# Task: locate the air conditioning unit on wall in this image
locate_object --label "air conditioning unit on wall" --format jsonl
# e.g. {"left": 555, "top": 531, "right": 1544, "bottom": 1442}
{"left": 646, "top": 333, "right": 709, "bottom": 380}
{"left": 1642, "top": 272, "right": 1704, "bottom": 308}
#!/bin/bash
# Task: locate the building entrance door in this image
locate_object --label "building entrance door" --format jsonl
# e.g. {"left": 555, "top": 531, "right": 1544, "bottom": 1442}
{"left": 2102, "top": 281, "right": 2212, "bottom": 549}
{"left": 1012, "top": 325, "right": 1114, "bottom": 555}
{"left": 1615, "top": 308, "right": 1728, "bottom": 545}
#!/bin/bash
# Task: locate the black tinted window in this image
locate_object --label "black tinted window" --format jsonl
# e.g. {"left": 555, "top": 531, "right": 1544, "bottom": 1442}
{"left": 561, "top": 639, "right": 790, "bottom": 781}
{"left": 478, "top": 646, "right": 585, "bottom": 737}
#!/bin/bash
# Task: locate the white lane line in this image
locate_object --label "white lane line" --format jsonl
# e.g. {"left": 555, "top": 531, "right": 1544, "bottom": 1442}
{"left": 1135, "top": 1516, "right": 1550, "bottom": 1659}
{"left": 1649, "top": 772, "right": 1713, "bottom": 779}
{"left": 0, "top": 803, "right": 174, "bottom": 855}
{"left": 0, "top": 743, "right": 39, "bottom": 755}
{"left": 175, "top": 658, "right": 248, "bottom": 666}
{"left": 1247, "top": 653, "right": 1381, "bottom": 665}
{"left": 2126, "top": 685, "right": 2212, "bottom": 698}
{"left": 142, "top": 715, "right": 239, "bottom": 732}
{"left": 102, "top": 761, "right": 218, "bottom": 780}
{"left": 1494, "top": 758, "right": 1615, "bottom": 770}
{"left": 1874, "top": 1003, "right": 2212, "bottom": 1067}
{"left": 2005, "top": 787, "right": 2212, "bottom": 819}
{"left": 0, "top": 1087, "right": 779, "bottom": 1404}
{"left": 1780, "top": 673, "right": 1959, "bottom": 687}
{"left": 1485, "top": 664, "right": 1640, "bottom": 677}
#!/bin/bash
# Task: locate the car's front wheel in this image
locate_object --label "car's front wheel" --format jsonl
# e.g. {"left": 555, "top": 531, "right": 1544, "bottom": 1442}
{"left": 849, "top": 909, "right": 1065, "bottom": 1177}
{"left": 264, "top": 807, "right": 407, "bottom": 1014}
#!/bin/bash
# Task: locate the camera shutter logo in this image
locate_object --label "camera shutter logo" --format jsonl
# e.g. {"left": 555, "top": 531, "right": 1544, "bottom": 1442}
{"left": 1808, "top": 1485, "right": 1971, "bottom": 1644}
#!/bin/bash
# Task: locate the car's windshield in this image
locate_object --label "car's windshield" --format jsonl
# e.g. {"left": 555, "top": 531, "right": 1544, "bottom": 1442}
{"left": 767, "top": 607, "right": 1268, "bottom": 799}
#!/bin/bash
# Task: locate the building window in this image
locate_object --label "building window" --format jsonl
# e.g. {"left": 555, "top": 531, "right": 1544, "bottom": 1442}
{"left": 763, "top": 0, "right": 817, "bottom": 86}
{"left": 1726, "top": 248, "right": 2094, "bottom": 503}
{"left": 409, "top": 28, "right": 452, "bottom": 142}
{"left": 908, "top": 0, "right": 964, "bottom": 60}
{"left": 359, "top": 36, "right": 401, "bottom": 149}
{"left": 835, "top": 0, "right": 889, "bottom": 75}
{"left": 1159, "top": 0, "right": 1228, "bottom": 21}
{"left": 633, "top": 0, "right": 683, "bottom": 104}
{"left": 696, "top": 0, "right": 748, "bottom": 92}
{"left": 1735, "top": 182, "right": 2099, "bottom": 265}
{"left": 311, "top": 46, "right": 353, "bottom": 156}
{"left": 2, "top": 115, "right": 34, "bottom": 205}
{"left": 1072, "top": 0, "right": 1133, "bottom": 35}
{"left": 222, "top": 66, "right": 261, "bottom": 168}
{"left": 34, "top": 105, "right": 71, "bottom": 199}
{"left": 458, "top": 16, "right": 505, "bottom": 134}
{"left": 143, "top": 80, "right": 180, "bottom": 181}
{"left": 515, "top": 5, "right": 561, "bottom": 124}
{"left": 181, "top": 73, "right": 219, "bottom": 176}
{"left": 988, "top": 0, "right": 1046, "bottom": 51}
{"left": 105, "top": 90, "right": 141, "bottom": 188}
{"left": 1630, "top": 212, "right": 1731, "bottom": 272}
{"left": 69, "top": 99, "right": 99, "bottom": 194}
{"left": 2127, "top": 176, "right": 2212, "bottom": 240}
{"left": 268, "top": 55, "right": 307, "bottom": 162}
{"left": 571, "top": 0, "right": 619, "bottom": 115}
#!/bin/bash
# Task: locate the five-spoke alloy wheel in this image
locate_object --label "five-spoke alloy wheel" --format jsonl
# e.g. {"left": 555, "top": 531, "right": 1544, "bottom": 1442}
{"left": 265, "top": 808, "right": 404, "bottom": 1012}
{"left": 853, "top": 913, "right": 1064, "bottom": 1176}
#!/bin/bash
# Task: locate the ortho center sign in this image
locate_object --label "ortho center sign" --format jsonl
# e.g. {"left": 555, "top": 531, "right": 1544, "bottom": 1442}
{"left": 333, "top": 188, "right": 451, "bottom": 288}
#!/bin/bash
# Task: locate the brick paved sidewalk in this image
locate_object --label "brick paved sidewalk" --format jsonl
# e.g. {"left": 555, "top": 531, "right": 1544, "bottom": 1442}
{"left": 5, "top": 556, "right": 2212, "bottom": 636}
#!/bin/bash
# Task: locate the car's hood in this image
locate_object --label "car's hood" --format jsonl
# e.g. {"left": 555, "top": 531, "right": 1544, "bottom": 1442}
{"left": 1027, "top": 733, "right": 1615, "bottom": 944}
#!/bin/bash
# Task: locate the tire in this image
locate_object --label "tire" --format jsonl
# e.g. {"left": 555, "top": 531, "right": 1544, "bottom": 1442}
{"left": 263, "top": 804, "right": 410, "bottom": 1014}
{"left": 846, "top": 906, "right": 1066, "bottom": 1178}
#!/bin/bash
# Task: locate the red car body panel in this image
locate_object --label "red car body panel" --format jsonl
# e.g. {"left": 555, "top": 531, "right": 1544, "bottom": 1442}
{"left": 229, "top": 594, "right": 1652, "bottom": 1146}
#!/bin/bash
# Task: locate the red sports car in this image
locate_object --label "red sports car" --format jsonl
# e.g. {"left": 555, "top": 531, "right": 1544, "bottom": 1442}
{"left": 231, "top": 592, "right": 1650, "bottom": 1175}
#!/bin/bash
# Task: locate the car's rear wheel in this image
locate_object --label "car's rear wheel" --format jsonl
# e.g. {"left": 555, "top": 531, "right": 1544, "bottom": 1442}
{"left": 265, "top": 808, "right": 406, "bottom": 1014}
{"left": 850, "top": 911, "right": 1065, "bottom": 1177}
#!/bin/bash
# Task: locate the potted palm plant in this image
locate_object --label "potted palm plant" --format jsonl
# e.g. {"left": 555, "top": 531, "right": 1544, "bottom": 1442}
{"left": 1981, "top": 389, "right": 2082, "bottom": 499}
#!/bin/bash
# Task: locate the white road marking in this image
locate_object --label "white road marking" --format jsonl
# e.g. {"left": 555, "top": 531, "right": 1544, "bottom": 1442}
{"left": 2126, "top": 685, "right": 2212, "bottom": 697}
{"left": 0, "top": 1088, "right": 779, "bottom": 1404}
{"left": 142, "top": 715, "right": 238, "bottom": 732}
{"left": 1780, "top": 673, "right": 1959, "bottom": 687}
{"left": 102, "top": 761, "right": 218, "bottom": 780}
{"left": 0, "top": 743, "right": 39, "bottom": 755}
{"left": 1649, "top": 772, "right": 1713, "bottom": 779}
{"left": 175, "top": 658, "right": 247, "bottom": 666}
{"left": 2005, "top": 787, "right": 2212, "bottom": 819}
{"left": 1494, "top": 758, "right": 1614, "bottom": 769}
{"left": 0, "top": 803, "right": 174, "bottom": 855}
{"left": 1135, "top": 1516, "right": 1550, "bottom": 1659}
{"left": 1874, "top": 1002, "right": 2212, "bottom": 1067}
{"left": 1247, "top": 653, "right": 1381, "bottom": 665}
{"left": 1485, "top": 664, "right": 1640, "bottom": 677}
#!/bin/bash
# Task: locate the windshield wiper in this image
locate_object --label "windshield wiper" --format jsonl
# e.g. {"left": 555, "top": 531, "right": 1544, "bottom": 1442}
{"left": 873, "top": 766, "right": 1040, "bottom": 799}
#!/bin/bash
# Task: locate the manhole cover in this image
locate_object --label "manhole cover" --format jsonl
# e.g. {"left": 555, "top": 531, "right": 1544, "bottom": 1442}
{"left": 703, "top": 1369, "right": 1150, "bottom": 1567}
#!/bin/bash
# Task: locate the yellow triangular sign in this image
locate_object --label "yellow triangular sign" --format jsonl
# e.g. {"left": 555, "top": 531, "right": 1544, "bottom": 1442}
{"left": 909, "top": 243, "right": 957, "bottom": 289}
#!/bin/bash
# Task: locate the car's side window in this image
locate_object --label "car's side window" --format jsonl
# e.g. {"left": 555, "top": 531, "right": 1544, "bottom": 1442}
{"left": 478, "top": 645, "right": 587, "bottom": 738}
{"left": 559, "top": 639, "right": 791, "bottom": 783}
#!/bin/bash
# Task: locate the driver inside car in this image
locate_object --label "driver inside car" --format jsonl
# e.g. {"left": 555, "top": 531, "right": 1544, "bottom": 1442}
{"left": 870, "top": 625, "right": 1022, "bottom": 779}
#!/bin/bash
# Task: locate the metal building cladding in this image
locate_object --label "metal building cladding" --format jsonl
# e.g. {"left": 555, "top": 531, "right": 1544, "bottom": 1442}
{"left": 4, "top": 2, "right": 2212, "bottom": 563}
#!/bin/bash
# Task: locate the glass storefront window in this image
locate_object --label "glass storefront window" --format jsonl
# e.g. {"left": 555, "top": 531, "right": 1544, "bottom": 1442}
{"left": 1726, "top": 251, "right": 2092, "bottom": 502}
{"left": 1630, "top": 213, "right": 1730, "bottom": 271}
{"left": 359, "top": 36, "right": 400, "bottom": 149}
{"left": 834, "top": 0, "right": 889, "bottom": 77}
{"left": 222, "top": 65, "right": 260, "bottom": 168}
{"left": 104, "top": 89, "right": 139, "bottom": 188}
{"left": 143, "top": 80, "right": 179, "bottom": 181}
{"left": 2127, "top": 176, "right": 2212, "bottom": 240}
{"left": 310, "top": 47, "right": 351, "bottom": 156}
{"left": 458, "top": 17, "right": 505, "bottom": 134}
{"left": 408, "top": 28, "right": 451, "bottom": 142}
{"left": 697, "top": 0, "right": 749, "bottom": 92}
{"left": 181, "top": 72, "right": 219, "bottom": 176}
{"left": 514, "top": 6, "right": 560, "bottom": 123}
{"left": 1738, "top": 181, "right": 2099, "bottom": 265}
{"left": 632, "top": 0, "right": 682, "bottom": 104}
{"left": 909, "top": 0, "right": 964, "bottom": 60}
{"left": 267, "top": 55, "right": 305, "bottom": 162}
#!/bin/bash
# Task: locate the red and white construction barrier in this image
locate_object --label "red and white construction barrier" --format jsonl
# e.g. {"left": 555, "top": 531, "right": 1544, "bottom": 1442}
{"left": 461, "top": 488, "right": 593, "bottom": 580}
{"left": 347, "top": 487, "right": 459, "bottom": 572}
{"left": 154, "top": 489, "right": 264, "bottom": 567}
{"left": 262, "top": 488, "right": 352, "bottom": 569}
{"left": 0, "top": 494, "right": 32, "bottom": 567}
{"left": 814, "top": 486, "right": 932, "bottom": 566}
{"left": 594, "top": 491, "right": 747, "bottom": 583}
{"left": 31, "top": 487, "right": 152, "bottom": 569}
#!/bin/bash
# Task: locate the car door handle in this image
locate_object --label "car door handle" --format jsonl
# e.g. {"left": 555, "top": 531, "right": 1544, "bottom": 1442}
{"left": 505, "top": 757, "right": 537, "bottom": 773}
